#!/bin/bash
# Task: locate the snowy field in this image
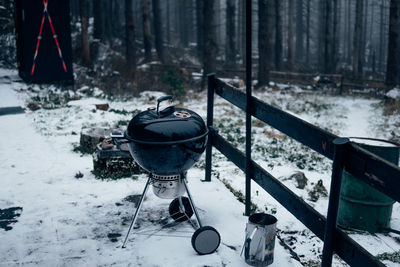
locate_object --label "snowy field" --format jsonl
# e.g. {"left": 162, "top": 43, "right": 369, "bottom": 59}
{"left": 0, "top": 68, "right": 399, "bottom": 266}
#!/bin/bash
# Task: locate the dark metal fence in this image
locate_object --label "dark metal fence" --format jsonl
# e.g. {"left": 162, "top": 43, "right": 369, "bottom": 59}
{"left": 205, "top": 74, "right": 400, "bottom": 267}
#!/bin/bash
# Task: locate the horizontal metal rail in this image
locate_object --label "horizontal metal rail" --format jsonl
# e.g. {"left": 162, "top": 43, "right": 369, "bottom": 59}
{"left": 213, "top": 78, "right": 400, "bottom": 202}
{"left": 214, "top": 78, "right": 337, "bottom": 159}
{"left": 210, "top": 128, "right": 384, "bottom": 267}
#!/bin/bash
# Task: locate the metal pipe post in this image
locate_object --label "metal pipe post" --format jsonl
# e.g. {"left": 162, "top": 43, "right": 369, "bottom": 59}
{"left": 321, "top": 137, "right": 349, "bottom": 266}
{"left": 122, "top": 177, "right": 151, "bottom": 248}
{"left": 245, "top": 0, "right": 252, "bottom": 216}
{"left": 205, "top": 73, "right": 216, "bottom": 182}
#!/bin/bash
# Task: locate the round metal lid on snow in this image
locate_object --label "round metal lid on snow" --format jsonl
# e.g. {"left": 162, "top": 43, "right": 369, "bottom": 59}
{"left": 125, "top": 95, "right": 207, "bottom": 144}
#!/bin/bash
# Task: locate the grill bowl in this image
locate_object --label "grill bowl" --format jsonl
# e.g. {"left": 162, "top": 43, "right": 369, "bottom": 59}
{"left": 126, "top": 134, "right": 207, "bottom": 175}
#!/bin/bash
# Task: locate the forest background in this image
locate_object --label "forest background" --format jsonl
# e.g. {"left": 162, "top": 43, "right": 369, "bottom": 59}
{"left": 0, "top": 0, "right": 399, "bottom": 98}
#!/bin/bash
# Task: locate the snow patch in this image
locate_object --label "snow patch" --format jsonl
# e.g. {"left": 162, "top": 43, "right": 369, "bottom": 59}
{"left": 67, "top": 97, "right": 108, "bottom": 108}
{"left": 386, "top": 88, "right": 400, "bottom": 100}
{"left": 349, "top": 137, "right": 399, "bottom": 147}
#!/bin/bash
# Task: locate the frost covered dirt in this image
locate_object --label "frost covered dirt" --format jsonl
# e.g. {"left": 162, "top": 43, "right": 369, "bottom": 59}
{"left": 1, "top": 68, "right": 400, "bottom": 266}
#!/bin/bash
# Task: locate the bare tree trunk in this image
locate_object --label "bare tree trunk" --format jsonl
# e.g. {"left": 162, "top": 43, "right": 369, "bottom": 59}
{"left": 180, "top": 0, "right": 189, "bottom": 47}
{"left": 324, "top": 0, "right": 333, "bottom": 73}
{"left": 353, "top": 0, "right": 363, "bottom": 78}
{"left": 362, "top": 0, "right": 368, "bottom": 73}
{"left": 368, "top": 0, "right": 374, "bottom": 73}
{"left": 372, "top": 50, "right": 376, "bottom": 74}
{"left": 226, "top": 0, "right": 236, "bottom": 66}
{"left": 152, "top": 0, "right": 164, "bottom": 63}
{"left": 202, "top": 0, "right": 217, "bottom": 89}
{"left": 332, "top": 0, "right": 338, "bottom": 73}
{"left": 386, "top": 0, "right": 399, "bottom": 84}
{"left": 295, "top": 0, "right": 304, "bottom": 62}
{"left": 237, "top": 0, "right": 243, "bottom": 63}
{"left": 318, "top": 1, "right": 325, "bottom": 70}
{"left": 104, "top": 0, "right": 112, "bottom": 44}
{"left": 111, "top": 1, "right": 120, "bottom": 39}
{"left": 287, "top": 0, "right": 294, "bottom": 71}
{"left": 93, "top": 0, "right": 104, "bottom": 41}
{"left": 167, "top": 0, "right": 171, "bottom": 45}
{"left": 186, "top": 0, "right": 195, "bottom": 44}
{"left": 196, "top": 0, "right": 203, "bottom": 59}
{"left": 257, "top": 0, "right": 272, "bottom": 86}
{"left": 70, "top": 0, "right": 79, "bottom": 22}
{"left": 347, "top": 0, "right": 352, "bottom": 64}
{"left": 241, "top": 0, "right": 246, "bottom": 67}
{"left": 274, "top": 0, "right": 282, "bottom": 71}
{"left": 379, "top": 1, "right": 385, "bottom": 73}
{"left": 79, "top": 0, "right": 90, "bottom": 66}
{"left": 125, "top": 0, "right": 136, "bottom": 76}
{"left": 306, "top": 0, "right": 310, "bottom": 65}
{"left": 142, "top": 0, "right": 152, "bottom": 62}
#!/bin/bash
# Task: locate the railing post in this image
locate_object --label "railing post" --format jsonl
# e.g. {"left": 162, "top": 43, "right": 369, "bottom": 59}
{"left": 245, "top": 0, "right": 252, "bottom": 216}
{"left": 321, "top": 137, "right": 349, "bottom": 267}
{"left": 205, "top": 73, "right": 216, "bottom": 182}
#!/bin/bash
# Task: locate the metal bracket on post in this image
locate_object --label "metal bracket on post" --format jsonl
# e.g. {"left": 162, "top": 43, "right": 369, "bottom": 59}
{"left": 205, "top": 73, "right": 216, "bottom": 182}
{"left": 321, "top": 137, "right": 349, "bottom": 267}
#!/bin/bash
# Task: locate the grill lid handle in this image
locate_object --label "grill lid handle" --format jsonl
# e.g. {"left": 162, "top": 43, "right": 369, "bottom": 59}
{"left": 157, "top": 95, "right": 174, "bottom": 117}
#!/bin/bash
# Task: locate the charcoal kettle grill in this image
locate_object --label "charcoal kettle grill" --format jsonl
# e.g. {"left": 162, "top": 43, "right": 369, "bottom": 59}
{"left": 115, "top": 95, "right": 220, "bottom": 255}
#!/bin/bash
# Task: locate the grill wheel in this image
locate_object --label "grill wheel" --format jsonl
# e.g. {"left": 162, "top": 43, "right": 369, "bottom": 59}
{"left": 168, "top": 197, "right": 194, "bottom": 222}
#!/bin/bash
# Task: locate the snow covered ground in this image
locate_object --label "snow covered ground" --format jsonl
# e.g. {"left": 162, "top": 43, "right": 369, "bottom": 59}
{"left": 0, "top": 68, "right": 399, "bottom": 266}
{"left": 0, "top": 69, "right": 301, "bottom": 266}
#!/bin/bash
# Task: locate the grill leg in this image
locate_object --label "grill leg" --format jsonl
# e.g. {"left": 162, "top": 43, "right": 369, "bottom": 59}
{"left": 182, "top": 177, "right": 203, "bottom": 228}
{"left": 122, "top": 177, "right": 151, "bottom": 248}
{"left": 178, "top": 196, "right": 185, "bottom": 214}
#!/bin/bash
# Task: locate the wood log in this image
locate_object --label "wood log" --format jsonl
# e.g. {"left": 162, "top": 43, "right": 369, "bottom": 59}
{"left": 95, "top": 103, "right": 109, "bottom": 111}
{"left": 79, "top": 127, "right": 121, "bottom": 153}
{"left": 92, "top": 140, "right": 145, "bottom": 179}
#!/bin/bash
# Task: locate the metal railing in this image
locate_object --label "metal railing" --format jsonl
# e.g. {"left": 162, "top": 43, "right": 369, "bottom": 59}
{"left": 204, "top": 74, "right": 400, "bottom": 267}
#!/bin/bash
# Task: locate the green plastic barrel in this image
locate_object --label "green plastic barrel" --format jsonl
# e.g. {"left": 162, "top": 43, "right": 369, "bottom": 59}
{"left": 337, "top": 137, "right": 400, "bottom": 233}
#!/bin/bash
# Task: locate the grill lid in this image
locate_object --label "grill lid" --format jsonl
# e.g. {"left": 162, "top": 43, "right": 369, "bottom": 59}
{"left": 126, "top": 95, "right": 207, "bottom": 144}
